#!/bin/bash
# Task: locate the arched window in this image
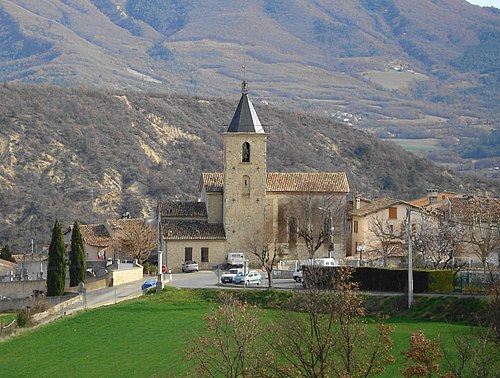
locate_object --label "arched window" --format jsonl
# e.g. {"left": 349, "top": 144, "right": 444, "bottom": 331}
{"left": 242, "top": 142, "right": 250, "bottom": 162}
{"left": 242, "top": 175, "right": 250, "bottom": 196}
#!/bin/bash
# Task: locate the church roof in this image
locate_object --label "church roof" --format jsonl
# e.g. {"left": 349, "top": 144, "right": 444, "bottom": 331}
{"left": 160, "top": 202, "right": 207, "bottom": 218}
{"left": 200, "top": 172, "right": 349, "bottom": 194}
{"left": 161, "top": 221, "right": 226, "bottom": 240}
{"left": 227, "top": 81, "right": 264, "bottom": 133}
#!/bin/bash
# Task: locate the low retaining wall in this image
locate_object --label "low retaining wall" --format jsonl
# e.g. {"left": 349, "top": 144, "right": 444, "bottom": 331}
{"left": 0, "top": 280, "right": 46, "bottom": 300}
{"left": 0, "top": 292, "right": 80, "bottom": 312}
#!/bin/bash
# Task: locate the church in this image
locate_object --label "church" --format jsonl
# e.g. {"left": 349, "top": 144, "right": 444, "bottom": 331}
{"left": 159, "top": 81, "right": 350, "bottom": 271}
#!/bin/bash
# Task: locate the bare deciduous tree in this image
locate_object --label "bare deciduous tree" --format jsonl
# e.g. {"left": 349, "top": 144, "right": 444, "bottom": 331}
{"left": 247, "top": 234, "right": 280, "bottom": 288}
{"left": 112, "top": 219, "right": 157, "bottom": 263}
{"left": 189, "top": 292, "right": 273, "bottom": 377}
{"left": 412, "top": 214, "right": 465, "bottom": 271}
{"left": 272, "top": 267, "right": 394, "bottom": 377}
{"left": 286, "top": 195, "right": 345, "bottom": 259}
{"left": 368, "top": 216, "right": 405, "bottom": 267}
{"left": 466, "top": 212, "right": 500, "bottom": 276}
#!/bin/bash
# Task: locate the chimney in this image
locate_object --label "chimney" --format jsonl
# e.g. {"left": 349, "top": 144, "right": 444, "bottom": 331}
{"left": 427, "top": 189, "right": 438, "bottom": 205}
{"left": 354, "top": 193, "right": 361, "bottom": 210}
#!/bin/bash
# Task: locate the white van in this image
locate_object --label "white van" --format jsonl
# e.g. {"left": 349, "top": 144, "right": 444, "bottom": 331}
{"left": 225, "top": 252, "right": 246, "bottom": 267}
{"left": 293, "top": 257, "right": 338, "bottom": 282}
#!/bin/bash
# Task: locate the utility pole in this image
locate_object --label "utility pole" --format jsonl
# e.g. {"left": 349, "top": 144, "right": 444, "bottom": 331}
{"left": 156, "top": 203, "right": 164, "bottom": 292}
{"left": 406, "top": 208, "right": 414, "bottom": 309}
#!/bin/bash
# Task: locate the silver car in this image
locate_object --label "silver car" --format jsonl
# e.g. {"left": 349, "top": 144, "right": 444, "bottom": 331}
{"left": 182, "top": 260, "right": 199, "bottom": 272}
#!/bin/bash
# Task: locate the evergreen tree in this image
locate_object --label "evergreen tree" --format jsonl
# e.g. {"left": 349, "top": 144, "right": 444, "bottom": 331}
{"left": 69, "top": 221, "right": 86, "bottom": 287}
{"left": 47, "top": 220, "right": 66, "bottom": 296}
{"left": 0, "top": 244, "right": 15, "bottom": 263}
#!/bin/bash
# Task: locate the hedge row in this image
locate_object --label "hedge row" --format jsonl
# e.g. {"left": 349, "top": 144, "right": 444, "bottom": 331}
{"left": 303, "top": 266, "right": 453, "bottom": 293}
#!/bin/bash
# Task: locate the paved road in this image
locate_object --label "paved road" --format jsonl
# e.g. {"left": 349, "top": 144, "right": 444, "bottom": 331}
{"left": 168, "top": 270, "right": 302, "bottom": 290}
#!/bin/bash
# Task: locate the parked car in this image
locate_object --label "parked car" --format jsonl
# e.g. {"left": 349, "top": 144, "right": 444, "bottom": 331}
{"left": 233, "top": 270, "right": 262, "bottom": 286}
{"left": 141, "top": 279, "right": 157, "bottom": 290}
{"left": 220, "top": 268, "right": 243, "bottom": 284}
{"left": 182, "top": 260, "right": 199, "bottom": 272}
{"left": 293, "top": 268, "right": 303, "bottom": 282}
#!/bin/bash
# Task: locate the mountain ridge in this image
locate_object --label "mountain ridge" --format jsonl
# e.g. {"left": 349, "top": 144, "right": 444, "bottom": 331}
{"left": 0, "top": 83, "right": 497, "bottom": 251}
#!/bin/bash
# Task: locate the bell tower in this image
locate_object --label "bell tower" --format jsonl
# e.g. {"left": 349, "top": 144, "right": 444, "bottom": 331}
{"left": 223, "top": 81, "right": 268, "bottom": 254}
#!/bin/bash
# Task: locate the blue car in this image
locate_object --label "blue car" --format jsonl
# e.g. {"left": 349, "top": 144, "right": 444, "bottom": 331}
{"left": 141, "top": 279, "right": 157, "bottom": 290}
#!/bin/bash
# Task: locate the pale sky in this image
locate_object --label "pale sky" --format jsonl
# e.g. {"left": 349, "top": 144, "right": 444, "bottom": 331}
{"left": 466, "top": 0, "right": 500, "bottom": 7}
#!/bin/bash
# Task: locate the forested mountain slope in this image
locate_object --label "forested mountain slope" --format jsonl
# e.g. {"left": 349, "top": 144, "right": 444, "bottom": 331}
{"left": 0, "top": 84, "right": 497, "bottom": 251}
{"left": 0, "top": 0, "right": 499, "bottom": 169}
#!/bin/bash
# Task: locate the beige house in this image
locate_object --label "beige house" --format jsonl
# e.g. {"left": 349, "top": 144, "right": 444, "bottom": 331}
{"left": 349, "top": 197, "right": 422, "bottom": 267}
{"left": 65, "top": 218, "right": 156, "bottom": 262}
{"left": 160, "top": 81, "right": 350, "bottom": 271}
{"left": 442, "top": 196, "right": 500, "bottom": 267}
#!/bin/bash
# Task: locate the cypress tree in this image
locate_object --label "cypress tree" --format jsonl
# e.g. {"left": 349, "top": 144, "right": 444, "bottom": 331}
{"left": 0, "top": 244, "right": 15, "bottom": 263}
{"left": 47, "top": 219, "right": 66, "bottom": 296}
{"left": 69, "top": 221, "right": 86, "bottom": 287}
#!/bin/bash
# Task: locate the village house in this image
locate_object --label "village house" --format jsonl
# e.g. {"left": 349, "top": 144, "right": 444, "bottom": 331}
{"left": 158, "top": 81, "right": 350, "bottom": 271}
{"left": 442, "top": 196, "right": 500, "bottom": 269}
{"left": 349, "top": 196, "right": 422, "bottom": 267}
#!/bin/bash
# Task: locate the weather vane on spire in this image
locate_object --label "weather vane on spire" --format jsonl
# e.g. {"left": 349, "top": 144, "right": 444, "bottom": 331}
{"left": 241, "top": 59, "right": 248, "bottom": 94}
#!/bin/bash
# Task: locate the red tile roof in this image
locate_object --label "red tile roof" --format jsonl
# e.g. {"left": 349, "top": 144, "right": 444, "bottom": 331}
{"left": 200, "top": 172, "right": 349, "bottom": 193}
{"left": 350, "top": 198, "right": 417, "bottom": 217}
{"left": 448, "top": 197, "right": 500, "bottom": 223}
{"left": 162, "top": 221, "right": 226, "bottom": 240}
{"left": 408, "top": 191, "right": 462, "bottom": 207}
{"left": 80, "top": 224, "right": 111, "bottom": 247}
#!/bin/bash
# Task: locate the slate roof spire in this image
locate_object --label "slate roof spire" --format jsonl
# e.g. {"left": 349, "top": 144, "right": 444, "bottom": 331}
{"left": 227, "top": 81, "right": 264, "bottom": 133}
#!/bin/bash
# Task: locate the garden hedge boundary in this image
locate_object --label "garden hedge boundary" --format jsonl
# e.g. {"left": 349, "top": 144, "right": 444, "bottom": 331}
{"left": 303, "top": 266, "right": 453, "bottom": 293}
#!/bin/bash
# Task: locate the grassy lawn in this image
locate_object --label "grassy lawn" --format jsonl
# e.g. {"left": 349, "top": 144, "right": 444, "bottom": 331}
{"left": 0, "top": 313, "right": 16, "bottom": 325}
{"left": 0, "top": 289, "right": 491, "bottom": 377}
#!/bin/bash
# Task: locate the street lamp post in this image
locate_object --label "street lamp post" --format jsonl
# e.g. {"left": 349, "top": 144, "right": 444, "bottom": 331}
{"left": 406, "top": 208, "right": 414, "bottom": 309}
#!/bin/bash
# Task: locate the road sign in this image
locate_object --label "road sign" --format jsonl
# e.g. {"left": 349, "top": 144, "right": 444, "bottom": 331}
{"left": 261, "top": 266, "right": 267, "bottom": 272}
{"left": 162, "top": 265, "right": 167, "bottom": 274}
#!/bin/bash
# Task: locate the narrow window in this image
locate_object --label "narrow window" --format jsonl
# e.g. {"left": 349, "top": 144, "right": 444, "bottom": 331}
{"left": 389, "top": 224, "right": 394, "bottom": 234}
{"left": 388, "top": 207, "right": 397, "bottom": 219}
{"left": 353, "top": 220, "right": 358, "bottom": 233}
{"left": 242, "top": 142, "right": 250, "bottom": 162}
{"left": 242, "top": 175, "right": 250, "bottom": 196}
{"left": 288, "top": 217, "right": 297, "bottom": 243}
{"left": 184, "top": 247, "right": 192, "bottom": 261}
{"left": 201, "top": 247, "right": 209, "bottom": 263}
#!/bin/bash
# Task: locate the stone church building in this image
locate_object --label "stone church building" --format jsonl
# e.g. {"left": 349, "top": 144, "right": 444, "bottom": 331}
{"left": 159, "top": 82, "right": 350, "bottom": 271}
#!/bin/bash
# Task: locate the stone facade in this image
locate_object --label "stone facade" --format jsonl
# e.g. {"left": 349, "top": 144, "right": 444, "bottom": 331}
{"left": 160, "top": 82, "right": 350, "bottom": 270}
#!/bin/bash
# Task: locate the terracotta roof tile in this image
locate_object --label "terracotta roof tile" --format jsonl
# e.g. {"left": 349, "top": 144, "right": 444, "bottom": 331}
{"left": 200, "top": 173, "right": 224, "bottom": 192}
{"left": 267, "top": 172, "right": 349, "bottom": 193}
{"left": 106, "top": 218, "right": 145, "bottom": 230}
{"left": 162, "top": 221, "right": 226, "bottom": 240}
{"left": 201, "top": 172, "right": 349, "bottom": 193}
{"left": 449, "top": 197, "right": 500, "bottom": 223}
{"left": 160, "top": 202, "right": 207, "bottom": 218}
{"left": 0, "top": 258, "right": 17, "bottom": 269}
{"left": 80, "top": 224, "right": 111, "bottom": 247}
{"left": 409, "top": 191, "right": 462, "bottom": 207}
{"left": 350, "top": 198, "right": 416, "bottom": 217}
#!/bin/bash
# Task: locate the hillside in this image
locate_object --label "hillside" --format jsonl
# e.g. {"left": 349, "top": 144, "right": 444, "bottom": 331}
{"left": 0, "top": 84, "right": 497, "bottom": 251}
{"left": 0, "top": 0, "right": 499, "bottom": 172}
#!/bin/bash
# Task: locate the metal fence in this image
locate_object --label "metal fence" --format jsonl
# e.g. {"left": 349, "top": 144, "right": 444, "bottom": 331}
{"left": 453, "top": 271, "right": 499, "bottom": 294}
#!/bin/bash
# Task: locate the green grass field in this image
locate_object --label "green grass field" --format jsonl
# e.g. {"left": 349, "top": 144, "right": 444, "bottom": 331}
{"left": 0, "top": 313, "right": 16, "bottom": 324}
{"left": 0, "top": 289, "right": 489, "bottom": 377}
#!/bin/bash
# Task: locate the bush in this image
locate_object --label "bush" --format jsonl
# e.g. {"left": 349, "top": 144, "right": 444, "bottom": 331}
{"left": 428, "top": 270, "right": 453, "bottom": 293}
{"left": 305, "top": 266, "right": 453, "bottom": 293}
{"left": 16, "top": 308, "right": 30, "bottom": 327}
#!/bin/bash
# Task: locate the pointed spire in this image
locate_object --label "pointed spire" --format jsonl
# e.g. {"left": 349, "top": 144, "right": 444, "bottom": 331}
{"left": 227, "top": 81, "right": 264, "bottom": 133}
